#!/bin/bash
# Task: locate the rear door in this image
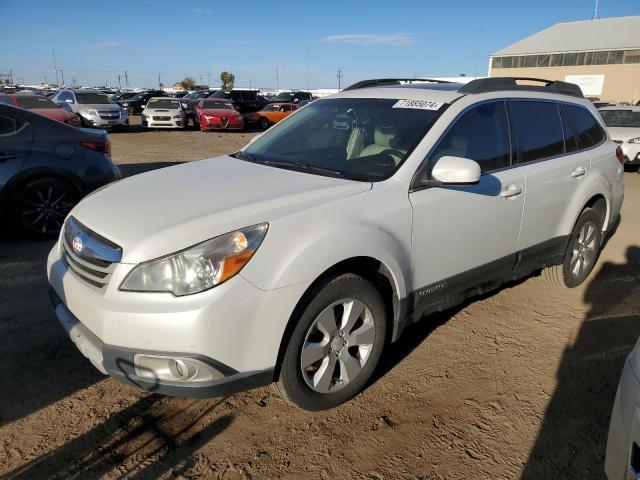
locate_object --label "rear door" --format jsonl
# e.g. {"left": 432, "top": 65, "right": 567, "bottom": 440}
{"left": 510, "top": 100, "right": 591, "bottom": 261}
{"left": 0, "top": 108, "right": 32, "bottom": 194}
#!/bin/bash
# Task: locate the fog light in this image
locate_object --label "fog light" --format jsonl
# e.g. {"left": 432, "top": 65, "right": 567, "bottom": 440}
{"left": 133, "top": 354, "right": 224, "bottom": 383}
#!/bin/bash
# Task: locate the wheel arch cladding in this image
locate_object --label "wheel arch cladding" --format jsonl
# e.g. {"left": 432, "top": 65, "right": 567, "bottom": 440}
{"left": 562, "top": 174, "right": 611, "bottom": 237}
{"left": 272, "top": 256, "right": 400, "bottom": 381}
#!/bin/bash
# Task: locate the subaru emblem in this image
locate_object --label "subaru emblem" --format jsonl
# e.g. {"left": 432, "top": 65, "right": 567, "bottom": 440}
{"left": 72, "top": 236, "right": 83, "bottom": 254}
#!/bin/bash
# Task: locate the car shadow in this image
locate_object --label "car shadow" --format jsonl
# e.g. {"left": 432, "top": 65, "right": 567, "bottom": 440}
{"left": 2, "top": 394, "right": 233, "bottom": 479}
{"left": 521, "top": 246, "right": 640, "bottom": 479}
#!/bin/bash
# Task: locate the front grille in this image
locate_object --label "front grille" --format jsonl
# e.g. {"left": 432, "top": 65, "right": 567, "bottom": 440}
{"left": 98, "top": 111, "right": 120, "bottom": 120}
{"left": 62, "top": 217, "right": 122, "bottom": 292}
{"left": 153, "top": 116, "right": 171, "bottom": 121}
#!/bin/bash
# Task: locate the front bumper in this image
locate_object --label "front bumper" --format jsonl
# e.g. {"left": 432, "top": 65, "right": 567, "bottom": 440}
{"left": 142, "top": 116, "right": 184, "bottom": 129}
{"left": 202, "top": 117, "right": 244, "bottom": 131}
{"left": 82, "top": 115, "right": 129, "bottom": 129}
{"left": 606, "top": 359, "right": 640, "bottom": 479}
{"left": 49, "top": 287, "right": 273, "bottom": 397}
{"left": 47, "top": 240, "right": 308, "bottom": 397}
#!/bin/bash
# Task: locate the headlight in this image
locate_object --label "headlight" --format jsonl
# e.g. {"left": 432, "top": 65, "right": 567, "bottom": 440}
{"left": 173, "top": 113, "right": 182, "bottom": 119}
{"left": 628, "top": 137, "right": 640, "bottom": 144}
{"left": 85, "top": 109, "right": 98, "bottom": 117}
{"left": 120, "top": 223, "right": 268, "bottom": 296}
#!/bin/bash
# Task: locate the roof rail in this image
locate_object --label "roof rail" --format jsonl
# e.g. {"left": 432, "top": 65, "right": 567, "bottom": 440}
{"left": 343, "top": 78, "right": 453, "bottom": 91}
{"left": 459, "top": 77, "right": 584, "bottom": 98}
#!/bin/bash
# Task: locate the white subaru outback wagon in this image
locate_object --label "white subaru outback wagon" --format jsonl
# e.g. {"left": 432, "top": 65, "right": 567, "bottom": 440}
{"left": 48, "top": 77, "right": 624, "bottom": 410}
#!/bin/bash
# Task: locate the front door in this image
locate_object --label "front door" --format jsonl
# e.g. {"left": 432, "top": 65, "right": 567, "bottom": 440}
{"left": 409, "top": 101, "right": 525, "bottom": 306}
{"left": 0, "top": 112, "right": 31, "bottom": 193}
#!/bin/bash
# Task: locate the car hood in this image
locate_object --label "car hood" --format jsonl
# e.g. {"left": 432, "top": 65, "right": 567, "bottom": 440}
{"left": 71, "top": 155, "right": 371, "bottom": 263}
{"left": 144, "top": 107, "right": 182, "bottom": 115}
{"left": 78, "top": 103, "right": 121, "bottom": 111}
{"left": 201, "top": 108, "right": 239, "bottom": 116}
{"left": 607, "top": 127, "right": 640, "bottom": 142}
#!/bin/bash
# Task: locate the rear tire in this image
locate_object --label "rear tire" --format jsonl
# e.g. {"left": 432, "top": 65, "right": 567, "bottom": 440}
{"left": 274, "top": 273, "right": 387, "bottom": 411}
{"left": 260, "top": 117, "right": 269, "bottom": 130}
{"left": 545, "top": 208, "right": 602, "bottom": 288}
{"left": 9, "top": 177, "right": 79, "bottom": 239}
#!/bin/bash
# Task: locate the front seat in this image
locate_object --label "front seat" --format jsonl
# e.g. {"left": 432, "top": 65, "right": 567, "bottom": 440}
{"left": 360, "top": 125, "right": 406, "bottom": 165}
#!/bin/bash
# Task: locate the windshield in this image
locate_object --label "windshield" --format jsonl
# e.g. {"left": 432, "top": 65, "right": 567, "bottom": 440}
{"left": 275, "top": 92, "right": 294, "bottom": 101}
{"left": 15, "top": 95, "right": 57, "bottom": 109}
{"left": 147, "top": 98, "right": 181, "bottom": 109}
{"left": 183, "top": 92, "right": 205, "bottom": 100}
{"left": 261, "top": 104, "right": 283, "bottom": 112}
{"left": 210, "top": 91, "right": 228, "bottom": 98}
{"left": 237, "top": 97, "right": 447, "bottom": 181}
{"left": 600, "top": 110, "right": 640, "bottom": 128}
{"left": 75, "top": 92, "right": 113, "bottom": 104}
{"left": 203, "top": 100, "right": 233, "bottom": 110}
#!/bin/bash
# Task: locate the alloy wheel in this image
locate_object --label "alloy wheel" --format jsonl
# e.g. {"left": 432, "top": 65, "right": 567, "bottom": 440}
{"left": 20, "top": 183, "right": 75, "bottom": 235}
{"left": 569, "top": 220, "right": 598, "bottom": 279}
{"left": 300, "top": 298, "right": 376, "bottom": 393}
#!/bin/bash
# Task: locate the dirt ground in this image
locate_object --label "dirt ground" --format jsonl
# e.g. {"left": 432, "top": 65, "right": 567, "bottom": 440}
{"left": 1, "top": 122, "right": 639, "bottom": 479}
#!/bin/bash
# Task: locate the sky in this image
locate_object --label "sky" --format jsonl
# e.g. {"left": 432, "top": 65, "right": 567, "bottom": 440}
{"left": 1, "top": 0, "right": 638, "bottom": 90}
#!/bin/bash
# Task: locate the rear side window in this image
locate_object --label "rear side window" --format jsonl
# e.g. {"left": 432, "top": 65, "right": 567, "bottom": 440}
{"left": 565, "top": 104, "right": 606, "bottom": 149}
{"left": 510, "top": 101, "right": 564, "bottom": 163}
{"left": 430, "top": 101, "right": 511, "bottom": 173}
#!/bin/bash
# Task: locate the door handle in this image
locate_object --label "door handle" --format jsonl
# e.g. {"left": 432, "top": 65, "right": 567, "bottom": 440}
{"left": 0, "top": 153, "right": 17, "bottom": 162}
{"left": 571, "top": 166, "right": 586, "bottom": 178}
{"left": 500, "top": 184, "right": 523, "bottom": 199}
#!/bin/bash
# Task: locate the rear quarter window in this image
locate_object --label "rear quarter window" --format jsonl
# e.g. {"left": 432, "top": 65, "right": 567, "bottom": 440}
{"left": 564, "top": 104, "right": 606, "bottom": 149}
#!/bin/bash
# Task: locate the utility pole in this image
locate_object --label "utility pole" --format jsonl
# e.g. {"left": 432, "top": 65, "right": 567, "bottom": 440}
{"left": 117, "top": 74, "right": 122, "bottom": 89}
{"left": 158, "top": 72, "right": 161, "bottom": 89}
{"left": 337, "top": 68, "right": 343, "bottom": 91}
{"left": 276, "top": 69, "right": 279, "bottom": 92}
{"left": 124, "top": 70, "right": 128, "bottom": 88}
{"left": 71, "top": 75, "right": 76, "bottom": 88}
{"left": 306, "top": 49, "right": 310, "bottom": 90}
{"left": 207, "top": 71, "right": 211, "bottom": 86}
{"left": 592, "top": 0, "right": 600, "bottom": 19}
{"left": 9, "top": 70, "right": 13, "bottom": 84}
{"left": 52, "top": 49, "right": 59, "bottom": 85}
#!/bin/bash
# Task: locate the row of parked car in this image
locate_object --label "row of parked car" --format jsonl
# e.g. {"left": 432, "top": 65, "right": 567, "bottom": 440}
{"left": 0, "top": 86, "right": 316, "bottom": 133}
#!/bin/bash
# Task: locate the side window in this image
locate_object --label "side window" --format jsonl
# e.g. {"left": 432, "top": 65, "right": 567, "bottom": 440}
{"left": 564, "top": 104, "right": 606, "bottom": 149}
{"left": 0, "top": 115, "right": 24, "bottom": 135}
{"left": 231, "top": 91, "right": 242, "bottom": 101}
{"left": 59, "top": 91, "right": 73, "bottom": 103}
{"left": 430, "top": 101, "right": 511, "bottom": 173}
{"left": 510, "top": 101, "right": 564, "bottom": 163}
{"left": 282, "top": 105, "right": 292, "bottom": 112}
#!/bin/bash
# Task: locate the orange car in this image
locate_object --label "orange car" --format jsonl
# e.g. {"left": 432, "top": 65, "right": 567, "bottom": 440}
{"left": 247, "top": 102, "right": 298, "bottom": 129}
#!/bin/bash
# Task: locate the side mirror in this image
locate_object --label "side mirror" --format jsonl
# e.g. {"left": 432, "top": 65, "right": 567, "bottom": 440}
{"left": 431, "top": 156, "right": 481, "bottom": 184}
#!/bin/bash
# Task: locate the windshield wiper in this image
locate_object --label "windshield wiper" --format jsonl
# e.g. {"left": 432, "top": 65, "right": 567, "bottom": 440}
{"left": 231, "top": 151, "right": 257, "bottom": 163}
{"left": 262, "top": 160, "right": 343, "bottom": 177}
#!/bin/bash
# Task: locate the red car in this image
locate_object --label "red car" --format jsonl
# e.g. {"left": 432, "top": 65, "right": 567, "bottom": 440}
{"left": 195, "top": 98, "right": 244, "bottom": 131}
{"left": 0, "top": 94, "right": 81, "bottom": 127}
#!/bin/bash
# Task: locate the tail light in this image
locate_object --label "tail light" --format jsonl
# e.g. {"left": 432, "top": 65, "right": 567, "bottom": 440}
{"left": 81, "top": 138, "right": 111, "bottom": 155}
{"left": 615, "top": 145, "right": 624, "bottom": 164}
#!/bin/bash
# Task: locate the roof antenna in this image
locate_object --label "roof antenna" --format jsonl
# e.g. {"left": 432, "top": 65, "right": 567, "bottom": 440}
{"left": 592, "top": 0, "right": 600, "bottom": 20}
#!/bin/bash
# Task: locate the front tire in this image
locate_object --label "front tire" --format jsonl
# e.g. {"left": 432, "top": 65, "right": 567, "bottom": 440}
{"left": 260, "top": 117, "right": 269, "bottom": 130}
{"left": 275, "top": 273, "right": 387, "bottom": 411}
{"left": 545, "top": 207, "right": 602, "bottom": 288}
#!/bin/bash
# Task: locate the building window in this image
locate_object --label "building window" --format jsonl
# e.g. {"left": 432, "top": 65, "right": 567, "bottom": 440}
{"left": 492, "top": 49, "right": 635, "bottom": 68}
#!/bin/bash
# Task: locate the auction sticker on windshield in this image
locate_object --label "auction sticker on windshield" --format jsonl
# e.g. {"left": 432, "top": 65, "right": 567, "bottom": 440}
{"left": 392, "top": 99, "right": 444, "bottom": 110}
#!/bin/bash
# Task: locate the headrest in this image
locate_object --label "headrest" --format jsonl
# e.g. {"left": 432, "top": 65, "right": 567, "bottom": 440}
{"left": 374, "top": 125, "right": 398, "bottom": 148}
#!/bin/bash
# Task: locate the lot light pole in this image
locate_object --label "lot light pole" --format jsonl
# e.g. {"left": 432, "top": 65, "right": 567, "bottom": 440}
{"left": 337, "top": 68, "right": 343, "bottom": 91}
